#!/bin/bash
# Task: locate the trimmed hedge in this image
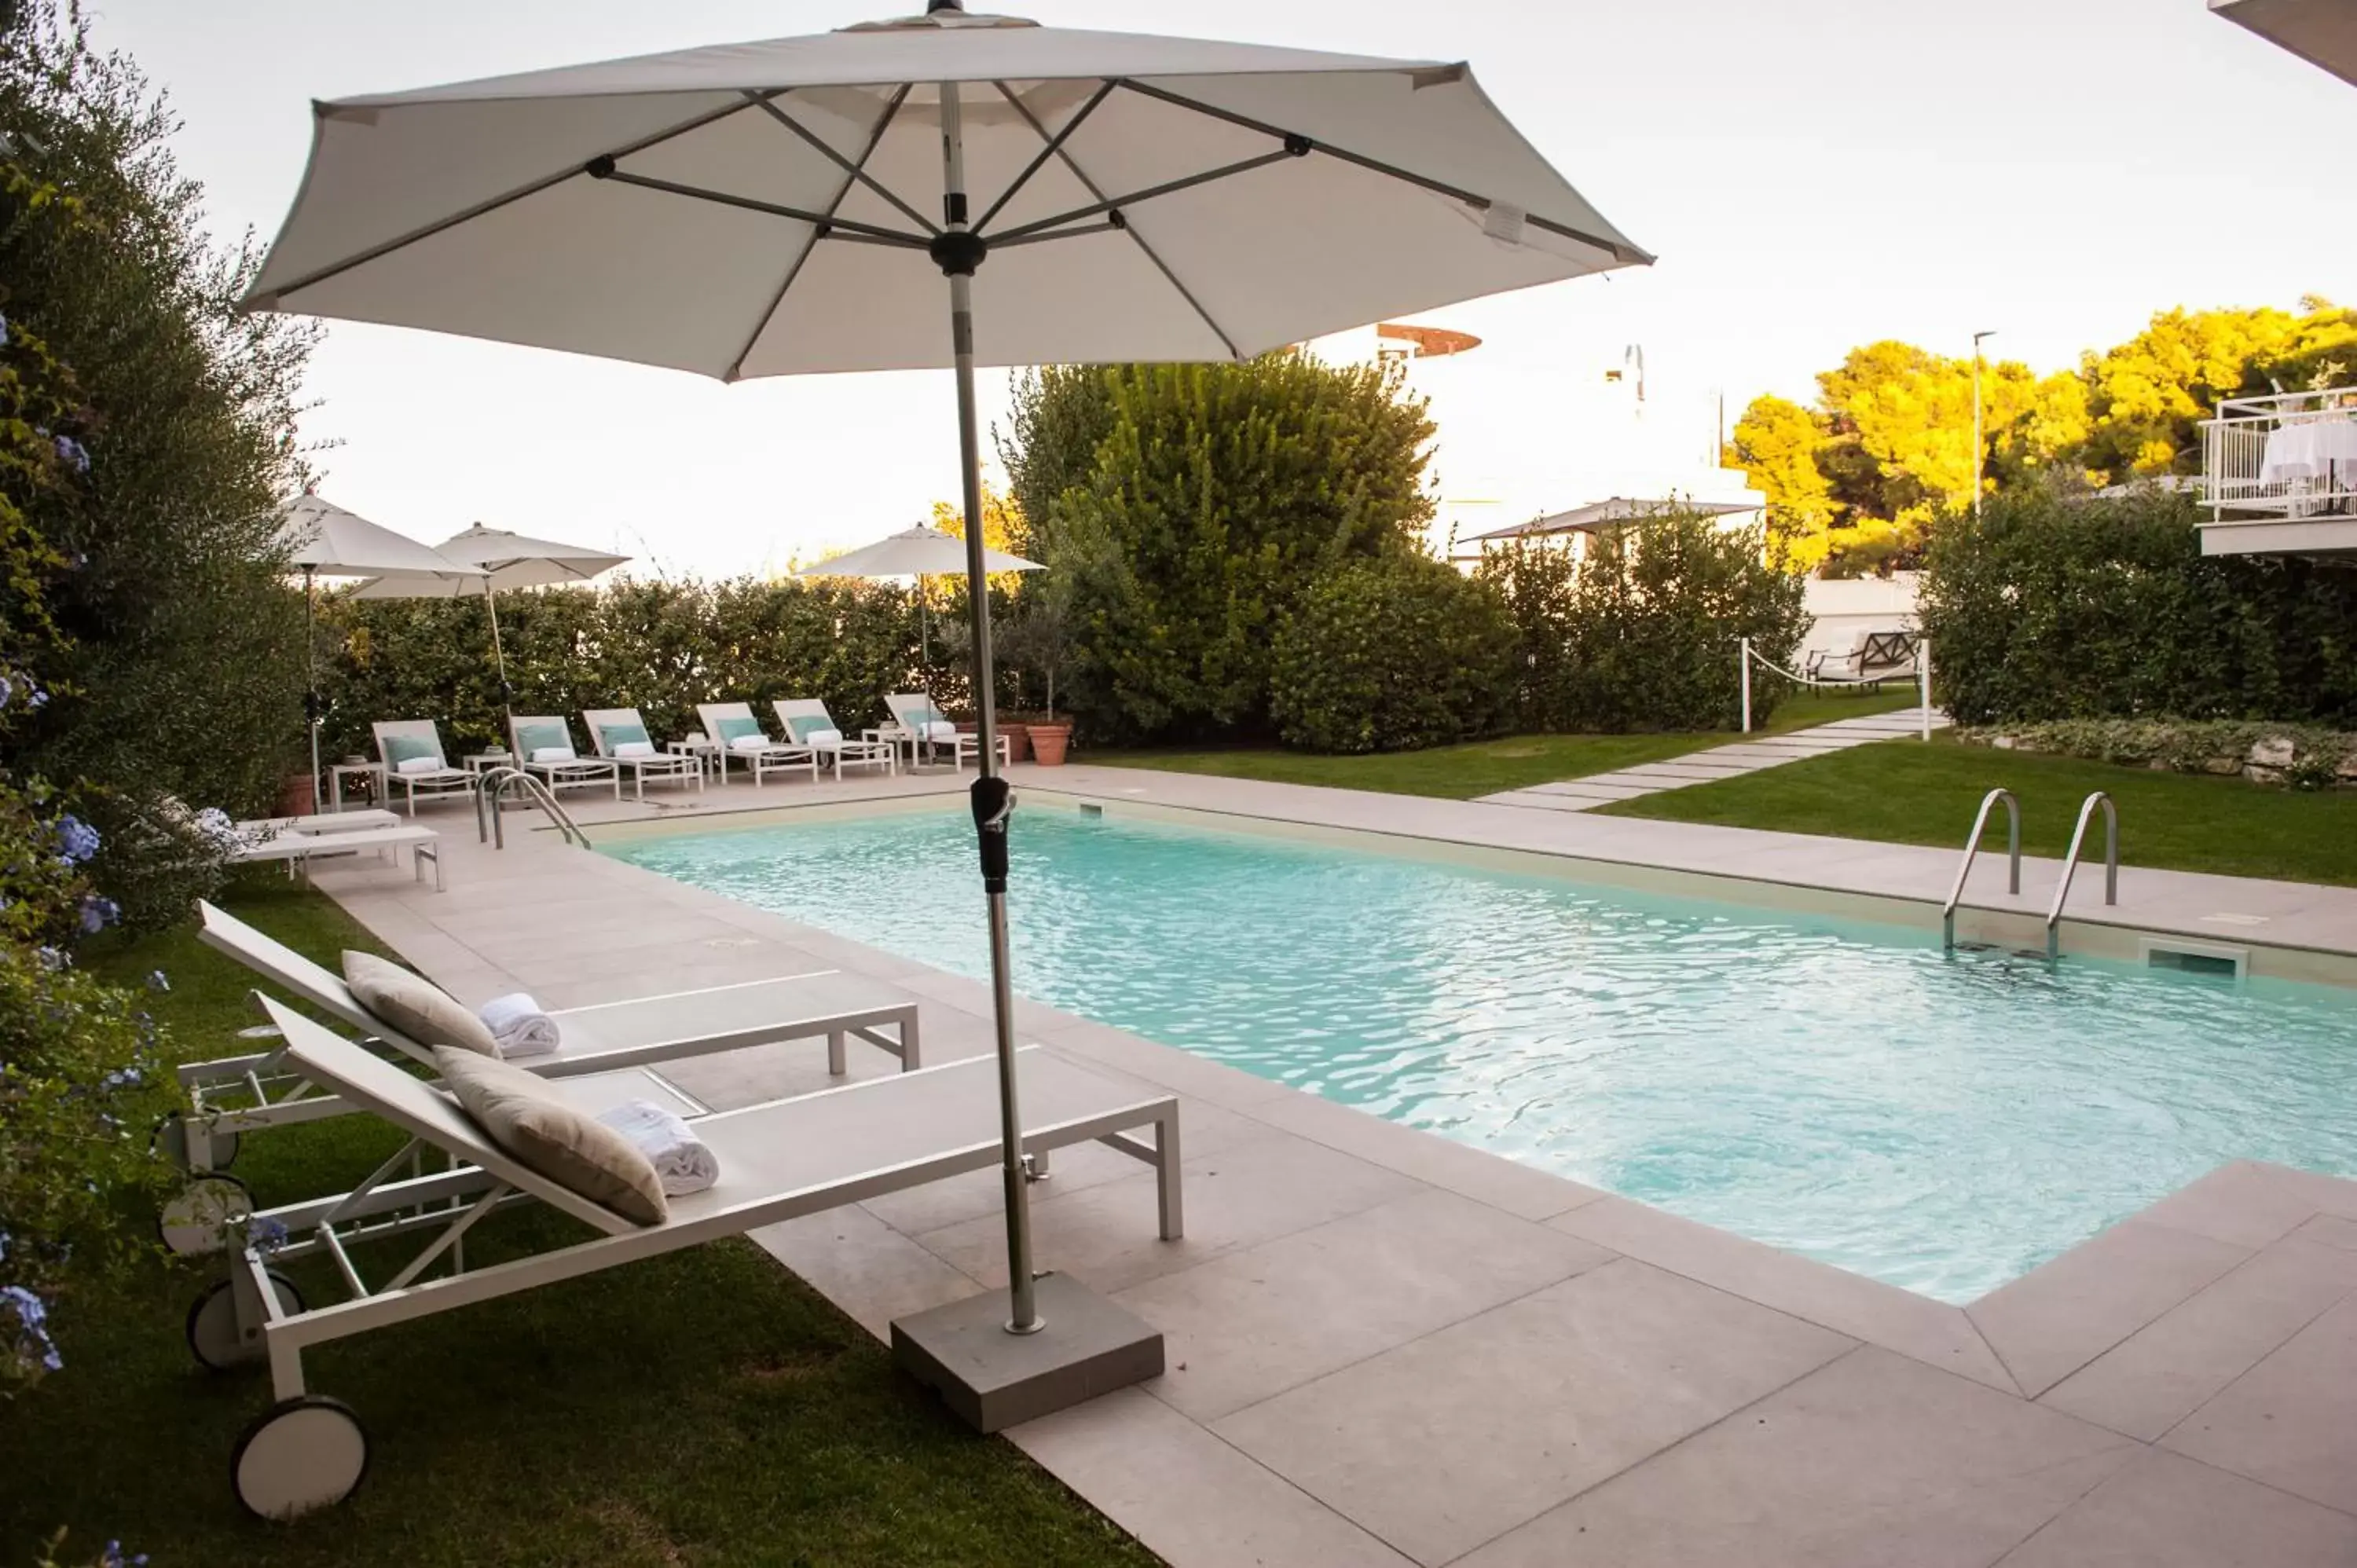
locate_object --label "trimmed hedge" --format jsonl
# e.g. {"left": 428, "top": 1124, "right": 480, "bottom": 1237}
{"left": 1919, "top": 489, "right": 2357, "bottom": 727}
{"left": 1473, "top": 515, "right": 1810, "bottom": 733}
{"left": 1270, "top": 555, "right": 1516, "bottom": 753}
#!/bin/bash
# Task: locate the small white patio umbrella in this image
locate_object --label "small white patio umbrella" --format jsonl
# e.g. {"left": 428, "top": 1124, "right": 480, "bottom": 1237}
{"left": 243, "top": 0, "right": 1647, "bottom": 1387}
{"left": 796, "top": 522, "right": 1041, "bottom": 668}
{"left": 354, "top": 523, "right": 629, "bottom": 712}
{"left": 277, "top": 493, "right": 485, "bottom": 799}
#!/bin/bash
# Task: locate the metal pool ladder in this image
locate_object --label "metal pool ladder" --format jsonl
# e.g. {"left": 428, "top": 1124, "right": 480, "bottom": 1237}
{"left": 2044, "top": 791, "right": 2117, "bottom": 961}
{"left": 474, "top": 766, "right": 592, "bottom": 851}
{"left": 1942, "top": 788, "right": 2020, "bottom": 951}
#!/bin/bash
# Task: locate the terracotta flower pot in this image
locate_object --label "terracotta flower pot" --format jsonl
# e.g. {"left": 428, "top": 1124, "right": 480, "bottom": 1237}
{"left": 279, "top": 771, "right": 318, "bottom": 817}
{"left": 1000, "top": 722, "right": 1032, "bottom": 763}
{"left": 1029, "top": 723, "right": 1072, "bottom": 766}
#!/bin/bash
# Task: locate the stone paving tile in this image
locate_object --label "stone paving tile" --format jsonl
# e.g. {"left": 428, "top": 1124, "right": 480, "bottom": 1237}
{"left": 915, "top": 1129, "right": 1427, "bottom": 1294}
{"left": 1996, "top": 1448, "right": 2357, "bottom": 1568}
{"left": 1483, "top": 793, "right": 1609, "bottom": 814}
{"left": 1118, "top": 1189, "right": 1616, "bottom": 1421}
{"left": 2291, "top": 1213, "right": 2357, "bottom": 1252}
{"left": 2039, "top": 1237, "right": 2357, "bottom": 1440}
{"left": 1968, "top": 1219, "right": 2252, "bottom": 1396}
{"left": 750, "top": 1202, "right": 982, "bottom": 1341}
{"left": 1235, "top": 1086, "right": 1607, "bottom": 1222}
{"left": 1211, "top": 1258, "right": 1855, "bottom": 1566}
{"left": 1009, "top": 1388, "right": 1420, "bottom": 1568}
{"left": 2132, "top": 1160, "right": 2331, "bottom": 1249}
{"left": 1460, "top": 1346, "right": 2132, "bottom": 1568}
{"left": 1553, "top": 1195, "right": 2016, "bottom": 1391}
{"left": 2163, "top": 1294, "right": 2357, "bottom": 1513}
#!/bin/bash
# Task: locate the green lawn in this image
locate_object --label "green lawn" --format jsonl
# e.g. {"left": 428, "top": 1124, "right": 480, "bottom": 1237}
{"left": 1600, "top": 735, "right": 2357, "bottom": 886}
{"left": 1083, "top": 687, "right": 1917, "bottom": 800}
{"left": 6, "top": 877, "right": 1154, "bottom": 1567}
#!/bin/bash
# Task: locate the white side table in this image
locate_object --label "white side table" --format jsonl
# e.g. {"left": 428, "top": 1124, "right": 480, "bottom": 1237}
{"left": 667, "top": 736, "right": 720, "bottom": 781}
{"left": 328, "top": 762, "right": 384, "bottom": 812}
{"left": 464, "top": 751, "right": 513, "bottom": 776}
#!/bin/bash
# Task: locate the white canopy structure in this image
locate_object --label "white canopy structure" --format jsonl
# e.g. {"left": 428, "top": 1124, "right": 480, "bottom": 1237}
{"left": 244, "top": 0, "right": 1648, "bottom": 1381}
{"left": 797, "top": 522, "right": 1040, "bottom": 579}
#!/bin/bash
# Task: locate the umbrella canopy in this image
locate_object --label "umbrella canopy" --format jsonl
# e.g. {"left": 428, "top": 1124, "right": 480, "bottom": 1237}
{"left": 240, "top": 10, "right": 1646, "bottom": 376}
{"left": 278, "top": 493, "right": 482, "bottom": 581}
{"left": 244, "top": 0, "right": 1648, "bottom": 1362}
{"left": 434, "top": 522, "right": 631, "bottom": 588}
{"left": 796, "top": 523, "right": 1041, "bottom": 578}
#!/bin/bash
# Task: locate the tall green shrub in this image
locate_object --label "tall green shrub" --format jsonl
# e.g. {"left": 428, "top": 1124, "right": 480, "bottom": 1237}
{"left": 1001, "top": 356, "right": 1437, "bottom": 743}
{"left": 1475, "top": 514, "right": 1809, "bottom": 732}
{"left": 1270, "top": 555, "right": 1516, "bottom": 753}
{"left": 2, "top": 4, "right": 313, "bottom": 902}
{"left": 1919, "top": 487, "right": 2357, "bottom": 726}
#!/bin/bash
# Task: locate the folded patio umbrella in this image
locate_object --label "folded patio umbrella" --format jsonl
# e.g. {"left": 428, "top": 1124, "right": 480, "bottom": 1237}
{"left": 243, "top": 0, "right": 1648, "bottom": 1350}
{"left": 797, "top": 521, "right": 1042, "bottom": 669}
{"left": 353, "top": 523, "right": 629, "bottom": 713}
{"left": 277, "top": 493, "right": 485, "bottom": 800}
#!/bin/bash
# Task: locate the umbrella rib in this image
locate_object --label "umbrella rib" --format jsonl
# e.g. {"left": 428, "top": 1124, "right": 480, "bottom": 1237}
{"left": 744, "top": 93, "right": 938, "bottom": 236}
{"left": 971, "top": 79, "right": 1116, "bottom": 235}
{"left": 990, "top": 219, "right": 1123, "bottom": 249}
{"left": 592, "top": 167, "right": 929, "bottom": 247}
{"left": 990, "top": 79, "right": 1244, "bottom": 362}
{"left": 724, "top": 84, "right": 911, "bottom": 383}
{"left": 247, "top": 90, "right": 785, "bottom": 307}
{"left": 1112, "top": 78, "right": 1651, "bottom": 266}
{"left": 984, "top": 148, "right": 1299, "bottom": 245}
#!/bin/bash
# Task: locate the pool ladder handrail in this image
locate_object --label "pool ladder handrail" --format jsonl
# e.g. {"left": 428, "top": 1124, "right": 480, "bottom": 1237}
{"left": 475, "top": 766, "right": 592, "bottom": 852}
{"left": 1941, "top": 788, "right": 2020, "bottom": 951}
{"left": 2044, "top": 791, "right": 2117, "bottom": 961}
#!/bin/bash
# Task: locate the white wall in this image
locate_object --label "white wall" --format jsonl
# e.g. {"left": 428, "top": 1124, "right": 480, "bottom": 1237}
{"left": 1801, "top": 573, "right": 1922, "bottom": 664}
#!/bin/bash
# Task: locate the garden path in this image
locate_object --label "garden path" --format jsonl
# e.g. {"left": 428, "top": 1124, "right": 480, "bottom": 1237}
{"left": 1477, "top": 705, "right": 1952, "bottom": 811}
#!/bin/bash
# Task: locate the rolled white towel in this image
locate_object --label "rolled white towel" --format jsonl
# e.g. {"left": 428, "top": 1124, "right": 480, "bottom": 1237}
{"left": 730, "top": 733, "right": 773, "bottom": 753}
{"left": 924, "top": 720, "right": 959, "bottom": 742}
{"left": 395, "top": 756, "right": 445, "bottom": 776}
{"left": 478, "top": 991, "right": 560, "bottom": 1057}
{"left": 594, "top": 1099, "right": 718, "bottom": 1196}
{"left": 614, "top": 740, "right": 657, "bottom": 758}
{"left": 805, "top": 727, "right": 845, "bottom": 749}
{"left": 530, "top": 746, "right": 576, "bottom": 764}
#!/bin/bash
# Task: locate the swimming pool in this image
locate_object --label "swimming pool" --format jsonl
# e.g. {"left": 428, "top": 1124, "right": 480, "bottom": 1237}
{"left": 610, "top": 804, "right": 2357, "bottom": 1302}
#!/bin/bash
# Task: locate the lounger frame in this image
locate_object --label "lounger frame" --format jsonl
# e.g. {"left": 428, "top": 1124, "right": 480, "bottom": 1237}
{"left": 174, "top": 901, "right": 921, "bottom": 1173}
{"left": 582, "top": 706, "right": 704, "bottom": 799}
{"left": 229, "top": 999, "right": 1182, "bottom": 1411}
{"left": 371, "top": 720, "right": 475, "bottom": 815}
{"left": 507, "top": 715, "right": 622, "bottom": 799}
{"left": 695, "top": 701, "right": 819, "bottom": 786}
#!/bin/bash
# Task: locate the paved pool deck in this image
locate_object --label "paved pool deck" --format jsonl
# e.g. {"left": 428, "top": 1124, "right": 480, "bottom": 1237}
{"left": 302, "top": 760, "right": 2357, "bottom": 1566}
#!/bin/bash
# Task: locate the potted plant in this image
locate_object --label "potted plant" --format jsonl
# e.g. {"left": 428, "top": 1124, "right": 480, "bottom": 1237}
{"left": 999, "top": 584, "right": 1076, "bottom": 766}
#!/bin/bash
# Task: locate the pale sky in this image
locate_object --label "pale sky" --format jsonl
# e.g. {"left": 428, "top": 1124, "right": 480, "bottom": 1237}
{"left": 85, "top": 0, "right": 2357, "bottom": 577}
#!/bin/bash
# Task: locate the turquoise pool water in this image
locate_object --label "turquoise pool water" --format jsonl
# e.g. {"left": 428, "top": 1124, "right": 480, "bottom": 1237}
{"left": 610, "top": 805, "right": 2357, "bottom": 1302}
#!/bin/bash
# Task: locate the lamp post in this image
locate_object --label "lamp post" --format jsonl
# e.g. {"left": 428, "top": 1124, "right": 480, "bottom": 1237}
{"left": 1971, "top": 329, "right": 1997, "bottom": 516}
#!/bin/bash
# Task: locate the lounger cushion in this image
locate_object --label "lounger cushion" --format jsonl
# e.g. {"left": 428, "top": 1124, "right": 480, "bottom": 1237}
{"left": 342, "top": 951, "right": 503, "bottom": 1058}
{"left": 515, "top": 720, "right": 570, "bottom": 757}
{"left": 783, "top": 713, "right": 834, "bottom": 743}
{"left": 598, "top": 721, "right": 651, "bottom": 752}
{"left": 431, "top": 1046, "right": 669, "bottom": 1225}
{"left": 713, "top": 715, "right": 764, "bottom": 745}
{"left": 381, "top": 733, "right": 439, "bottom": 768}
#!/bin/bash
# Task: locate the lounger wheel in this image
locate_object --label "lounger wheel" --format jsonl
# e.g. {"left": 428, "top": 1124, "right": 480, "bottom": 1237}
{"left": 152, "top": 1112, "right": 240, "bottom": 1174}
{"left": 157, "top": 1173, "right": 255, "bottom": 1257}
{"left": 231, "top": 1396, "right": 369, "bottom": 1520}
{"left": 185, "top": 1271, "right": 303, "bottom": 1371}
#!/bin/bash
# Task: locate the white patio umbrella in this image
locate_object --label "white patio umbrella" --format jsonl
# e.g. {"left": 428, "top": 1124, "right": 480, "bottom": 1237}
{"left": 796, "top": 521, "right": 1042, "bottom": 668}
{"left": 353, "top": 523, "right": 629, "bottom": 712}
{"left": 277, "top": 493, "right": 485, "bottom": 800}
{"left": 243, "top": 2, "right": 1648, "bottom": 1353}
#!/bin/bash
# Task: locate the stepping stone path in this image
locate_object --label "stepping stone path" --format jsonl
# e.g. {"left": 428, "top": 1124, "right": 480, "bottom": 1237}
{"left": 1478, "top": 706, "right": 1952, "bottom": 814}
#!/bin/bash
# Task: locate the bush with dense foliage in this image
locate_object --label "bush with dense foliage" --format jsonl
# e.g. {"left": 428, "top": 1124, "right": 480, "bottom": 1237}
{"left": 1957, "top": 717, "right": 2357, "bottom": 790}
{"left": 1000, "top": 355, "right": 1436, "bottom": 744}
{"left": 1474, "top": 513, "right": 1811, "bottom": 733}
{"left": 321, "top": 577, "right": 934, "bottom": 759}
{"left": 2, "top": 4, "right": 312, "bottom": 918}
{"left": 1919, "top": 487, "right": 2357, "bottom": 727}
{"left": 1270, "top": 554, "right": 1516, "bottom": 753}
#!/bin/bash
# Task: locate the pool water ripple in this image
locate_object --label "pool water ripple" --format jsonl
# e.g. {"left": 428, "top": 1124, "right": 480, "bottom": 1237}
{"left": 613, "top": 806, "right": 2357, "bottom": 1302}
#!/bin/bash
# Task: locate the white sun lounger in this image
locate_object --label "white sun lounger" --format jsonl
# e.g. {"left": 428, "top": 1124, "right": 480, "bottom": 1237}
{"left": 695, "top": 701, "right": 817, "bottom": 786}
{"left": 508, "top": 714, "right": 622, "bottom": 798}
{"left": 582, "top": 706, "right": 703, "bottom": 799}
{"left": 772, "top": 698, "right": 896, "bottom": 781}
{"left": 371, "top": 720, "right": 475, "bottom": 815}
{"left": 200, "top": 996, "right": 1182, "bottom": 1519}
{"left": 884, "top": 691, "right": 1008, "bottom": 772}
{"left": 239, "top": 809, "right": 400, "bottom": 835}
{"left": 227, "top": 824, "right": 443, "bottom": 892}
{"left": 166, "top": 902, "right": 922, "bottom": 1229}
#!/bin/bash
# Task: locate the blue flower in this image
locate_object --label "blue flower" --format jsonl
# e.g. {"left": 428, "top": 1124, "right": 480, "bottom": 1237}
{"left": 0, "top": 674, "right": 12, "bottom": 708}
{"left": 2, "top": 1284, "right": 62, "bottom": 1372}
{"left": 35, "top": 946, "right": 64, "bottom": 972}
{"left": 53, "top": 434, "right": 89, "bottom": 474}
{"left": 245, "top": 1215, "right": 290, "bottom": 1255}
{"left": 76, "top": 895, "right": 119, "bottom": 935}
{"left": 55, "top": 815, "right": 100, "bottom": 864}
{"left": 0, "top": 311, "right": 10, "bottom": 347}
{"left": 145, "top": 969, "right": 169, "bottom": 992}
{"left": 99, "top": 1541, "right": 148, "bottom": 1568}
{"left": 27, "top": 686, "right": 47, "bottom": 709}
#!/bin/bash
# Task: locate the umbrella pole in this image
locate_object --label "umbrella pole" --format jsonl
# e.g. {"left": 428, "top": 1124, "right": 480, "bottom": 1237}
{"left": 941, "top": 80, "right": 1040, "bottom": 1338}
{"left": 305, "top": 567, "right": 322, "bottom": 810}
{"left": 483, "top": 582, "right": 514, "bottom": 720}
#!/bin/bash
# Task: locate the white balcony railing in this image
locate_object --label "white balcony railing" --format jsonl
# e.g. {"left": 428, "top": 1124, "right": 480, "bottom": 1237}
{"left": 2199, "top": 388, "right": 2357, "bottom": 522}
